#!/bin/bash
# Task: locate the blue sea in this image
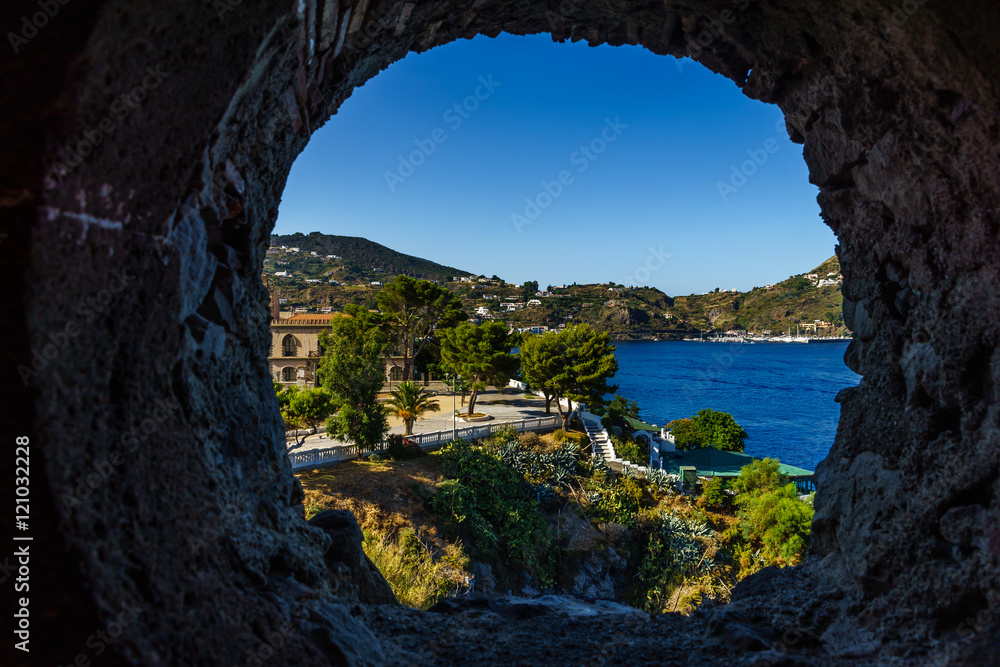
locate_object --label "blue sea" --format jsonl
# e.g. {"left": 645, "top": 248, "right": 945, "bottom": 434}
{"left": 610, "top": 341, "right": 861, "bottom": 472}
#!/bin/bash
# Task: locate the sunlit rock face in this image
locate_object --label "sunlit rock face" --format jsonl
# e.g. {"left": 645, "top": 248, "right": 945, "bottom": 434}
{"left": 8, "top": 0, "right": 999, "bottom": 663}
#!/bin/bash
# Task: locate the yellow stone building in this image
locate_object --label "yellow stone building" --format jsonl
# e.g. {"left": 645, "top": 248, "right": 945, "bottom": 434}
{"left": 269, "top": 313, "right": 341, "bottom": 385}
{"left": 269, "top": 312, "right": 413, "bottom": 386}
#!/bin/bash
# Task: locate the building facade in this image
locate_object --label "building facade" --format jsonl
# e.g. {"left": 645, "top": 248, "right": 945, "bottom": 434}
{"left": 269, "top": 312, "right": 417, "bottom": 386}
{"left": 269, "top": 313, "right": 341, "bottom": 386}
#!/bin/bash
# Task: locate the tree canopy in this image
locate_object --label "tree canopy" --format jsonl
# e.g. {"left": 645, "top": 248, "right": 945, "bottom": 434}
{"left": 318, "top": 304, "right": 389, "bottom": 451}
{"left": 520, "top": 325, "right": 618, "bottom": 428}
{"left": 692, "top": 408, "right": 748, "bottom": 452}
{"left": 439, "top": 321, "right": 518, "bottom": 416}
{"left": 275, "top": 384, "right": 338, "bottom": 451}
{"left": 550, "top": 324, "right": 618, "bottom": 428}
{"left": 376, "top": 275, "right": 465, "bottom": 381}
{"left": 664, "top": 418, "right": 699, "bottom": 450}
{"left": 666, "top": 409, "right": 748, "bottom": 452}
{"left": 602, "top": 394, "right": 642, "bottom": 433}
{"left": 519, "top": 330, "right": 563, "bottom": 414}
{"left": 384, "top": 380, "right": 440, "bottom": 436}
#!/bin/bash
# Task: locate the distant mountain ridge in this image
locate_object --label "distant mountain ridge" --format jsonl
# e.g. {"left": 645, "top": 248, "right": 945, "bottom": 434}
{"left": 265, "top": 232, "right": 846, "bottom": 338}
{"left": 269, "top": 232, "right": 470, "bottom": 281}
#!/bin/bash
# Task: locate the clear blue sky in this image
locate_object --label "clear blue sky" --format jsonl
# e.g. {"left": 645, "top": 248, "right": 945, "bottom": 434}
{"left": 275, "top": 33, "right": 836, "bottom": 296}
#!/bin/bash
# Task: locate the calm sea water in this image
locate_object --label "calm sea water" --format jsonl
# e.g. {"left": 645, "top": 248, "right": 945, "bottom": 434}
{"left": 610, "top": 341, "right": 861, "bottom": 472}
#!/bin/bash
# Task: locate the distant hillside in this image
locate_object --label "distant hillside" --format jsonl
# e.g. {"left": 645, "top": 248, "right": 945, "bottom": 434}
{"left": 268, "top": 232, "right": 470, "bottom": 282}
{"left": 265, "top": 235, "right": 848, "bottom": 339}
{"left": 667, "top": 256, "right": 846, "bottom": 334}
{"left": 485, "top": 257, "right": 847, "bottom": 338}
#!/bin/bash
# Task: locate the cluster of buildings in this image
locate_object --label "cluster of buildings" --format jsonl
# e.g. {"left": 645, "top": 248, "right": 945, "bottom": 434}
{"left": 805, "top": 272, "right": 843, "bottom": 287}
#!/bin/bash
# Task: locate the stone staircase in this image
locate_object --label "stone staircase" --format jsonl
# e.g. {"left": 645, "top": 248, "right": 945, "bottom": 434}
{"left": 579, "top": 411, "right": 654, "bottom": 478}
{"left": 582, "top": 418, "right": 616, "bottom": 461}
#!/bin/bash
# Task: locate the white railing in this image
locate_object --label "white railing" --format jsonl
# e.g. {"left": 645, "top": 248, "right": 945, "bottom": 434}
{"left": 289, "top": 415, "right": 562, "bottom": 471}
{"left": 579, "top": 410, "right": 653, "bottom": 478}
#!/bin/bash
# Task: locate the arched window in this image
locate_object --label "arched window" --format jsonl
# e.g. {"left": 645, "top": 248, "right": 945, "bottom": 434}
{"left": 282, "top": 367, "right": 296, "bottom": 382}
{"left": 390, "top": 366, "right": 402, "bottom": 381}
{"left": 282, "top": 334, "right": 297, "bottom": 356}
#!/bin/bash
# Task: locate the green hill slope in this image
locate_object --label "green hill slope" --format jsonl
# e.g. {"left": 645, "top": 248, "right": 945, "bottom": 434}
{"left": 268, "top": 232, "right": 470, "bottom": 282}
{"left": 264, "top": 235, "right": 848, "bottom": 339}
{"left": 667, "top": 256, "right": 846, "bottom": 334}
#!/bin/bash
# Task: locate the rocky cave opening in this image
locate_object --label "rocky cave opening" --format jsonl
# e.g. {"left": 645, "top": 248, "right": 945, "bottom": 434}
{"left": 5, "top": 0, "right": 999, "bottom": 664}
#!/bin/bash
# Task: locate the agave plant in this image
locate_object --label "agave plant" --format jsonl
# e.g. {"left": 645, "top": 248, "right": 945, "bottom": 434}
{"left": 659, "top": 512, "right": 716, "bottom": 572}
{"left": 495, "top": 440, "right": 538, "bottom": 477}
{"left": 384, "top": 381, "right": 441, "bottom": 435}
{"left": 646, "top": 469, "right": 679, "bottom": 493}
{"left": 533, "top": 482, "right": 556, "bottom": 506}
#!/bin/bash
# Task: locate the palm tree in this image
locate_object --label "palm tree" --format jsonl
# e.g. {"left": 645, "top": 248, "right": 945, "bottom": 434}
{"left": 384, "top": 381, "right": 441, "bottom": 435}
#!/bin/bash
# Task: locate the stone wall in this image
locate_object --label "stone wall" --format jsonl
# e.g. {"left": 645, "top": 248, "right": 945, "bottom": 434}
{"left": 4, "top": 0, "right": 999, "bottom": 663}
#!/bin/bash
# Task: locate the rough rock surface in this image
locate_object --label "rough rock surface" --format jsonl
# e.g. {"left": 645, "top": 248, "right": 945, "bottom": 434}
{"left": 429, "top": 594, "right": 648, "bottom": 620}
{"left": 4, "top": 0, "right": 1000, "bottom": 664}
{"left": 569, "top": 546, "right": 627, "bottom": 600}
{"left": 605, "top": 306, "right": 651, "bottom": 327}
{"left": 309, "top": 510, "right": 397, "bottom": 605}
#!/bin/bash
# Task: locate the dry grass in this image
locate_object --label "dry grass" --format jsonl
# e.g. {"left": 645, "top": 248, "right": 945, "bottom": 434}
{"left": 298, "top": 456, "right": 473, "bottom": 609}
{"left": 298, "top": 457, "right": 448, "bottom": 550}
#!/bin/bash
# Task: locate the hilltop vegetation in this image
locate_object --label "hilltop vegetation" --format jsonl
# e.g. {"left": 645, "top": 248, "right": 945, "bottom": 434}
{"left": 265, "top": 232, "right": 849, "bottom": 338}
{"left": 269, "top": 232, "right": 469, "bottom": 283}
{"left": 668, "top": 256, "right": 846, "bottom": 334}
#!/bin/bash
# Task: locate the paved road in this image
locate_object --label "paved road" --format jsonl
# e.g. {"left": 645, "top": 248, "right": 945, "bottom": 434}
{"left": 288, "top": 388, "right": 559, "bottom": 454}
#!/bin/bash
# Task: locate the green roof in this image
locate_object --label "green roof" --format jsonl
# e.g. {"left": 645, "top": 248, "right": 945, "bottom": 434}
{"left": 625, "top": 416, "right": 659, "bottom": 432}
{"left": 658, "top": 448, "right": 813, "bottom": 478}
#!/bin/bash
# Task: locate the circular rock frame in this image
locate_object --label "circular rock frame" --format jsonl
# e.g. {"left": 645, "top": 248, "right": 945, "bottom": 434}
{"left": 4, "top": 0, "right": 999, "bottom": 664}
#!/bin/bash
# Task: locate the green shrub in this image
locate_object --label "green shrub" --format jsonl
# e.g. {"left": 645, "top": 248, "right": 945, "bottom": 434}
{"left": 610, "top": 433, "right": 647, "bottom": 463}
{"left": 486, "top": 424, "right": 519, "bottom": 447}
{"left": 431, "top": 438, "right": 556, "bottom": 585}
{"left": 634, "top": 534, "right": 680, "bottom": 613}
{"left": 595, "top": 474, "right": 649, "bottom": 527}
{"left": 384, "top": 434, "right": 426, "bottom": 460}
{"left": 633, "top": 512, "right": 718, "bottom": 614}
{"left": 731, "top": 458, "right": 787, "bottom": 495}
{"left": 698, "top": 477, "right": 730, "bottom": 510}
{"left": 734, "top": 483, "right": 813, "bottom": 568}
